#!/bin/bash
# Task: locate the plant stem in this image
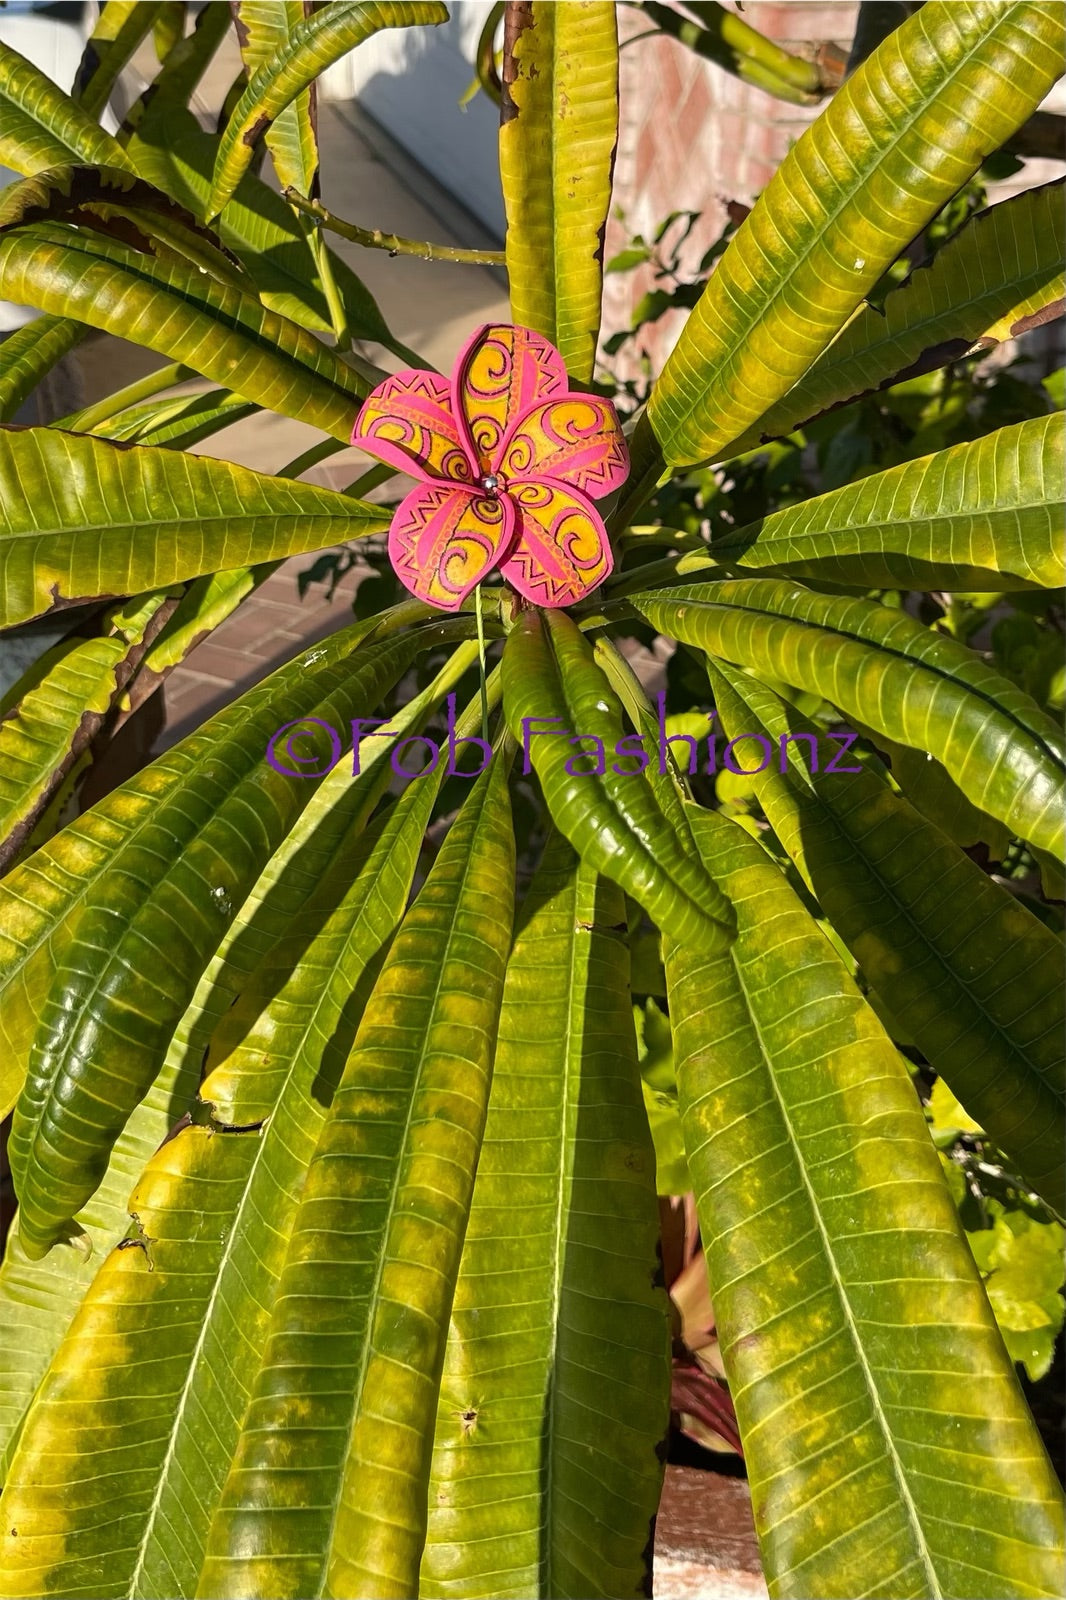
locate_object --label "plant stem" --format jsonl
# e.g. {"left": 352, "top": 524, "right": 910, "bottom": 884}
{"left": 283, "top": 190, "right": 506, "bottom": 266}
{"left": 341, "top": 463, "right": 396, "bottom": 499}
{"left": 55, "top": 362, "right": 195, "bottom": 434}
{"left": 296, "top": 204, "right": 352, "bottom": 351}
{"left": 474, "top": 584, "right": 491, "bottom": 744}
{"left": 277, "top": 437, "right": 349, "bottom": 481}
{"left": 640, "top": 0, "right": 825, "bottom": 103}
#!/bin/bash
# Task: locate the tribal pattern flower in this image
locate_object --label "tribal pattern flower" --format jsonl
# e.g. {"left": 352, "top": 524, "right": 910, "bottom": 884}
{"left": 351, "top": 323, "right": 629, "bottom": 610}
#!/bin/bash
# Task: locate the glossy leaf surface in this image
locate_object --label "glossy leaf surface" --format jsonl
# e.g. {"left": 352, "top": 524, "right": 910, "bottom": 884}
{"left": 0, "top": 1031, "right": 198, "bottom": 1483}
{"left": 499, "top": 1, "right": 618, "bottom": 382}
{"left": 714, "top": 414, "right": 1065, "bottom": 591}
{"left": 209, "top": 1, "right": 448, "bottom": 217}
{"left": 501, "top": 606, "right": 735, "bottom": 950}
{"left": 128, "top": 101, "right": 401, "bottom": 348}
{"left": 202, "top": 757, "right": 515, "bottom": 1600}
{"left": 0, "top": 428, "right": 387, "bottom": 627}
{"left": 72, "top": 0, "right": 164, "bottom": 120}
{"left": 666, "top": 808, "right": 1065, "bottom": 1598}
{"left": 422, "top": 833, "right": 669, "bottom": 1598}
{"left": 645, "top": 1, "right": 1066, "bottom": 465}
{"left": 233, "top": 1, "right": 319, "bottom": 199}
{"left": 634, "top": 580, "right": 1066, "bottom": 858}
{"left": 8, "top": 622, "right": 465, "bottom": 1257}
{"left": 0, "top": 313, "right": 85, "bottom": 422}
{"left": 0, "top": 594, "right": 174, "bottom": 870}
{"left": 708, "top": 658, "right": 1066, "bottom": 1214}
{"left": 0, "top": 40, "right": 134, "bottom": 175}
{"left": 742, "top": 179, "right": 1066, "bottom": 447}
{"left": 0, "top": 222, "right": 363, "bottom": 440}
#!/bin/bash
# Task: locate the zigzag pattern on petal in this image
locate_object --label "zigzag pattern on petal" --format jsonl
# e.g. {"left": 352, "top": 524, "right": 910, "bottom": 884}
{"left": 389, "top": 482, "right": 514, "bottom": 611}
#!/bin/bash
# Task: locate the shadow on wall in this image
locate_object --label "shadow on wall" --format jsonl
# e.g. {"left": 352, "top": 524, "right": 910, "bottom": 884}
{"left": 321, "top": 1, "right": 505, "bottom": 238}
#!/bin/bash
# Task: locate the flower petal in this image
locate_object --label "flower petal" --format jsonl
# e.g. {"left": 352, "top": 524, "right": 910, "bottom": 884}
{"left": 499, "top": 395, "right": 629, "bottom": 499}
{"left": 389, "top": 483, "right": 514, "bottom": 611}
{"left": 500, "top": 480, "right": 613, "bottom": 608}
{"left": 352, "top": 369, "right": 473, "bottom": 484}
{"left": 453, "top": 323, "right": 568, "bottom": 475}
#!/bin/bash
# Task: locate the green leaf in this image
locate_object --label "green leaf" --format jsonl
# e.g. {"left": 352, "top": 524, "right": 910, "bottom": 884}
{"left": 8, "top": 620, "right": 474, "bottom": 1258}
{"left": 713, "top": 414, "right": 1066, "bottom": 591}
{"left": 851, "top": 718, "right": 1013, "bottom": 862}
{"left": 971, "top": 1202, "right": 1066, "bottom": 1383}
{"left": 0, "top": 610, "right": 447, "bottom": 1118}
{"left": 0, "top": 429, "right": 387, "bottom": 628}
{"left": 201, "top": 757, "right": 515, "bottom": 1599}
{"left": 0, "top": 222, "right": 363, "bottom": 441}
{"left": 121, "top": 0, "right": 233, "bottom": 139}
{"left": 0, "top": 314, "right": 85, "bottom": 423}
{"left": 0, "top": 40, "right": 135, "bottom": 176}
{"left": 499, "top": 1, "right": 619, "bottom": 381}
{"left": 0, "top": 780, "right": 436, "bottom": 1594}
{"left": 128, "top": 100, "right": 401, "bottom": 348}
{"left": 739, "top": 180, "right": 1066, "bottom": 449}
{"left": 155, "top": 644, "right": 483, "bottom": 1115}
{"left": 0, "top": 164, "right": 251, "bottom": 292}
{"left": 666, "top": 807, "right": 1066, "bottom": 1597}
{"left": 0, "top": 594, "right": 175, "bottom": 872}
{"left": 139, "top": 781, "right": 447, "bottom": 1598}
{"left": 644, "top": 1, "right": 1066, "bottom": 466}
{"left": 639, "top": 1, "right": 823, "bottom": 105}
{"left": 501, "top": 606, "right": 735, "bottom": 951}
{"left": 209, "top": 1, "right": 449, "bottom": 218}
{"left": 0, "top": 1027, "right": 200, "bottom": 1484}
{"left": 636, "top": 996, "right": 691, "bottom": 1196}
{"left": 707, "top": 658, "right": 1066, "bottom": 1215}
{"left": 632, "top": 579, "right": 1066, "bottom": 858}
{"left": 99, "top": 389, "right": 259, "bottom": 449}
{"left": 233, "top": 1, "right": 320, "bottom": 198}
{"left": 421, "top": 835, "right": 669, "bottom": 1597}
{"left": 72, "top": 0, "right": 166, "bottom": 120}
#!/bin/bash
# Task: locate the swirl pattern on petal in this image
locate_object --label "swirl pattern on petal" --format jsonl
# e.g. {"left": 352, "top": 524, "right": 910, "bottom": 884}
{"left": 500, "top": 479, "right": 613, "bottom": 608}
{"left": 454, "top": 324, "right": 568, "bottom": 476}
{"left": 352, "top": 370, "right": 473, "bottom": 483}
{"left": 389, "top": 482, "right": 515, "bottom": 610}
{"left": 500, "top": 397, "right": 629, "bottom": 499}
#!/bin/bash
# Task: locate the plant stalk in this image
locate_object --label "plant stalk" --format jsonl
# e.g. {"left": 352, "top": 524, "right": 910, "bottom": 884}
{"left": 283, "top": 190, "right": 506, "bottom": 266}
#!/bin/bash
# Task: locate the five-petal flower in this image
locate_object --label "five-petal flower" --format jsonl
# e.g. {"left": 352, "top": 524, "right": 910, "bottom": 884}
{"left": 351, "top": 323, "right": 629, "bottom": 611}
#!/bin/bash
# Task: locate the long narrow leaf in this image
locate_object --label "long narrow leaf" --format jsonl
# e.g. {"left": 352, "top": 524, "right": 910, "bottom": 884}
{"left": 0, "top": 314, "right": 85, "bottom": 423}
{"left": 501, "top": 606, "right": 735, "bottom": 950}
{"left": 0, "top": 428, "right": 386, "bottom": 628}
{"left": 73, "top": 0, "right": 165, "bottom": 121}
{"left": 499, "top": 1, "right": 618, "bottom": 381}
{"left": 0, "top": 41, "right": 135, "bottom": 175}
{"left": 233, "top": 1, "right": 320, "bottom": 198}
{"left": 666, "top": 808, "right": 1065, "bottom": 1597}
{"left": 0, "top": 222, "right": 363, "bottom": 441}
{"left": 644, "top": 1, "right": 1066, "bottom": 466}
{"left": 0, "top": 788, "right": 428, "bottom": 1594}
{"left": 739, "top": 180, "right": 1066, "bottom": 449}
{"left": 129, "top": 101, "right": 402, "bottom": 348}
{"left": 8, "top": 620, "right": 474, "bottom": 1256}
{"left": 714, "top": 413, "right": 1065, "bottom": 591}
{"left": 709, "top": 658, "right": 1066, "bottom": 1214}
{"left": 633, "top": 580, "right": 1066, "bottom": 858}
{"left": 0, "top": 594, "right": 175, "bottom": 871}
{"left": 209, "top": 1, "right": 449, "bottom": 217}
{"left": 202, "top": 756, "right": 515, "bottom": 1599}
{"left": 422, "top": 833, "right": 669, "bottom": 1598}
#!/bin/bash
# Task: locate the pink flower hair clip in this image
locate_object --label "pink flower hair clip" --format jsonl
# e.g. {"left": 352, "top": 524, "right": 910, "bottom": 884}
{"left": 350, "top": 323, "right": 629, "bottom": 611}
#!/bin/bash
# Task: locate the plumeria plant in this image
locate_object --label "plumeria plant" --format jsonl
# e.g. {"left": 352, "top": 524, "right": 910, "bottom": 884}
{"left": 0, "top": 3, "right": 1063, "bottom": 1599}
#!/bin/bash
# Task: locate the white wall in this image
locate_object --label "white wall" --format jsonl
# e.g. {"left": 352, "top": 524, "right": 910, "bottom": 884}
{"left": 322, "top": 1, "right": 505, "bottom": 237}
